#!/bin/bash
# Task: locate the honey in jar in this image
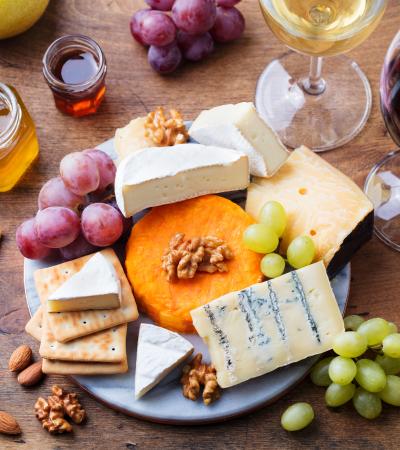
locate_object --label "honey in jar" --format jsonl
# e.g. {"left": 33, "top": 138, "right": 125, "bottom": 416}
{"left": 42, "top": 35, "right": 107, "bottom": 117}
{"left": 0, "top": 83, "right": 39, "bottom": 192}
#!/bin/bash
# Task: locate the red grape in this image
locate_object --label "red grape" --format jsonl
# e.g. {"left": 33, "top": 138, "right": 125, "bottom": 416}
{"left": 38, "top": 176, "right": 85, "bottom": 212}
{"left": 217, "top": 0, "right": 240, "bottom": 6}
{"left": 211, "top": 6, "right": 245, "bottom": 43}
{"left": 148, "top": 43, "right": 182, "bottom": 74}
{"left": 145, "top": 0, "right": 175, "bottom": 11}
{"left": 16, "top": 218, "right": 52, "bottom": 260}
{"left": 81, "top": 203, "right": 123, "bottom": 247}
{"left": 141, "top": 11, "right": 177, "bottom": 47}
{"left": 130, "top": 9, "right": 152, "bottom": 46}
{"left": 60, "top": 152, "right": 100, "bottom": 196}
{"left": 36, "top": 207, "right": 80, "bottom": 248}
{"left": 177, "top": 31, "right": 214, "bottom": 61}
{"left": 103, "top": 197, "right": 133, "bottom": 236}
{"left": 60, "top": 233, "right": 98, "bottom": 261}
{"left": 172, "top": 0, "right": 217, "bottom": 35}
{"left": 83, "top": 149, "right": 116, "bottom": 192}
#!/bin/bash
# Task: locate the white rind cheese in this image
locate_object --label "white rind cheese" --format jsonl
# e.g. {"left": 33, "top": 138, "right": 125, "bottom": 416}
{"left": 191, "top": 261, "right": 344, "bottom": 388}
{"left": 135, "top": 323, "right": 194, "bottom": 399}
{"left": 115, "top": 143, "right": 249, "bottom": 218}
{"left": 47, "top": 253, "right": 121, "bottom": 313}
{"left": 189, "top": 102, "right": 289, "bottom": 178}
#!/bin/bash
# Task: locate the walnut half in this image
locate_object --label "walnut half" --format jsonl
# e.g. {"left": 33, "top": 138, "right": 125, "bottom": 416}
{"left": 181, "top": 353, "right": 221, "bottom": 405}
{"left": 144, "top": 107, "right": 189, "bottom": 146}
{"left": 161, "top": 233, "right": 234, "bottom": 282}
{"left": 34, "top": 385, "right": 86, "bottom": 434}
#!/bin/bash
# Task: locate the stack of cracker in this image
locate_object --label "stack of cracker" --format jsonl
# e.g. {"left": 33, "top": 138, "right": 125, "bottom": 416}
{"left": 25, "top": 248, "right": 139, "bottom": 375}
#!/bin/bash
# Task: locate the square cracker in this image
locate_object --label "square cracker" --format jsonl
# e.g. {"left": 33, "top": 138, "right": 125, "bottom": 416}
{"left": 34, "top": 248, "right": 138, "bottom": 342}
{"left": 42, "top": 355, "right": 128, "bottom": 375}
{"left": 25, "top": 307, "right": 43, "bottom": 341}
{"left": 40, "top": 313, "right": 127, "bottom": 363}
{"left": 27, "top": 306, "right": 127, "bottom": 363}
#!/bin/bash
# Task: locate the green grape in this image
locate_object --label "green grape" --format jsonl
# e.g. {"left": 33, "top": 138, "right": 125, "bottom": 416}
{"left": 325, "top": 383, "right": 356, "bottom": 407}
{"left": 332, "top": 331, "right": 367, "bottom": 358}
{"left": 243, "top": 224, "right": 279, "bottom": 254}
{"left": 280, "top": 402, "right": 314, "bottom": 431}
{"left": 328, "top": 356, "right": 357, "bottom": 385}
{"left": 378, "top": 375, "right": 400, "bottom": 406}
{"left": 310, "top": 357, "right": 333, "bottom": 387}
{"left": 388, "top": 322, "right": 398, "bottom": 334}
{"left": 382, "top": 333, "right": 400, "bottom": 358}
{"left": 260, "top": 253, "right": 285, "bottom": 279}
{"left": 355, "top": 359, "right": 387, "bottom": 393}
{"left": 353, "top": 387, "right": 382, "bottom": 419}
{"left": 258, "top": 201, "right": 287, "bottom": 237}
{"left": 357, "top": 318, "right": 391, "bottom": 346}
{"left": 375, "top": 354, "right": 400, "bottom": 375}
{"left": 344, "top": 315, "right": 365, "bottom": 331}
{"left": 287, "top": 236, "right": 315, "bottom": 269}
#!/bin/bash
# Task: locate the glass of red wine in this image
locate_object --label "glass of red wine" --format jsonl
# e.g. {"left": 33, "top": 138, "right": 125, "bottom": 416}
{"left": 364, "top": 30, "right": 400, "bottom": 251}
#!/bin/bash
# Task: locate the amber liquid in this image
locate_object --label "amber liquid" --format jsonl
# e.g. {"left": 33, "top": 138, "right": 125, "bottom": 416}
{"left": 0, "top": 89, "right": 39, "bottom": 192}
{"left": 50, "top": 50, "right": 106, "bottom": 117}
{"left": 260, "top": 0, "right": 386, "bottom": 57}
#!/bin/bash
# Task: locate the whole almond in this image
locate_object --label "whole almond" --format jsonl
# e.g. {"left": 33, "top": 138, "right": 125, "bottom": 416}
{"left": 0, "top": 411, "right": 21, "bottom": 435}
{"left": 8, "top": 345, "right": 32, "bottom": 372}
{"left": 17, "top": 361, "right": 44, "bottom": 387}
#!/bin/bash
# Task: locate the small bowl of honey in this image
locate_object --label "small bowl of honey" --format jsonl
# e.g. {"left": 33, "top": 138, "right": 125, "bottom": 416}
{"left": 43, "top": 35, "right": 107, "bottom": 117}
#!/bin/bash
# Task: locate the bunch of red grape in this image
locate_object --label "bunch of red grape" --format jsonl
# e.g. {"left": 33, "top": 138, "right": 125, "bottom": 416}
{"left": 16, "top": 149, "right": 130, "bottom": 261}
{"left": 131, "top": 0, "right": 245, "bottom": 74}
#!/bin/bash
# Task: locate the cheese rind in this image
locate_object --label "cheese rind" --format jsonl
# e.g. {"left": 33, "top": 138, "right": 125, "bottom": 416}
{"left": 115, "top": 143, "right": 249, "bottom": 218}
{"left": 47, "top": 253, "right": 121, "bottom": 313}
{"left": 189, "top": 103, "right": 289, "bottom": 177}
{"left": 245, "top": 146, "right": 374, "bottom": 277}
{"left": 191, "top": 261, "right": 344, "bottom": 388}
{"left": 135, "top": 324, "right": 194, "bottom": 399}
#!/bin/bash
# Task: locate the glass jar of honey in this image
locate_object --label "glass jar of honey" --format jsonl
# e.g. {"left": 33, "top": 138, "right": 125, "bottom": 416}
{"left": 0, "top": 83, "right": 39, "bottom": 192}
{"left": 42, "top": 35, "right": 107, "bottom": 117}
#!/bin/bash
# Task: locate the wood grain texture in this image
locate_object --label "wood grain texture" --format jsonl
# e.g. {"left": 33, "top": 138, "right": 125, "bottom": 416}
{"left": 0, "top": 0, "right": 399, "bottom": 448}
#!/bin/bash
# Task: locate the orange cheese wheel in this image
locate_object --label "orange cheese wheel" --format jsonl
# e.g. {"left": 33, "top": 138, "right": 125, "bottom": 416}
{"left": 125, "top": 195, "right": 264, "bottom": 333}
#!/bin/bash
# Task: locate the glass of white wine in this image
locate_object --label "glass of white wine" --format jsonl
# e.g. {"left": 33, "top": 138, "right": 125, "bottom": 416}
{"left": 256, "top": 0, "right": 388, "bottom": 152}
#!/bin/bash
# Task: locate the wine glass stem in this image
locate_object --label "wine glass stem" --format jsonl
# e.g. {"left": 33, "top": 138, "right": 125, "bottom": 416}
{"left": 303, "top": 56, "right": 326, "bottom": 95}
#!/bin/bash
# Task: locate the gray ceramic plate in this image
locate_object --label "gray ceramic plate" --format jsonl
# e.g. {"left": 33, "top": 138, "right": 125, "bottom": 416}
{"left": 24, "top": 138, "right": 351, "bottom": 425}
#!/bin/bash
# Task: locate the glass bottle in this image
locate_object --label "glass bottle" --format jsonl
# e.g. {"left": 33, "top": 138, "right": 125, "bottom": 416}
{"left": 0, "top": 83, "right": 39, "bottom": 192}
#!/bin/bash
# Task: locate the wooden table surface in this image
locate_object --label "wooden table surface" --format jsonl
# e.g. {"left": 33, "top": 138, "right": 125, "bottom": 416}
{"left": 0, "top": 0, "right": 399, "bottom": 448}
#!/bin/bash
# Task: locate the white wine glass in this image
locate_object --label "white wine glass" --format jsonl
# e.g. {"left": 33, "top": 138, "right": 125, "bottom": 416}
{"left": 364, "top": 30, "right": 400, "bottom": 251}
{"left": 256, "top": 0, "right": 388, "bottom": 152}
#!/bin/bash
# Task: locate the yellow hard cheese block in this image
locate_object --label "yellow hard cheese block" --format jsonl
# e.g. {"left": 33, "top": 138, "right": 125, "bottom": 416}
{"left": 245, "top": 146, "right": 373, "bottom": 276}
{"left": 191, "top": 261, "right": 344, "bottom": 388}
{"left": 47, "top": 252, "right": 121, "bottom": 313}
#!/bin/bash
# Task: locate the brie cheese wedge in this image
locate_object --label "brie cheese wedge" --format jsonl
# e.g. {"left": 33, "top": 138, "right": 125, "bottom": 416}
{"left": 189, "top": 102, "right": 289, "bottom": 178}
{"left": 135, "top": 323, "right": 194, "bottom": 399}
{"left": 47, "top": 252, "right": 121, "bottom": 313}
{"left": 115, "top": 143, "right": 249, "bottom": 218}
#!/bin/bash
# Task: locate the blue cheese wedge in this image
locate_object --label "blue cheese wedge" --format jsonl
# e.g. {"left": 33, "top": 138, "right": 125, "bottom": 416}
{"left": 189, "top": 102, "right": 289, "bottom": 178}
{"left": 47, "top": 252, "right": 121, "bottom": 313}
{"left": 115, "top": 143, "right": 249, "bottom": 218}
{"left": 191, "top": 262, "right": 344, "bottom": 388}
{"left": 135, "top": 324, "right": 194, "bottom": 399}
{"left": 246, "top": 146, "right": 374, "bottom": 278}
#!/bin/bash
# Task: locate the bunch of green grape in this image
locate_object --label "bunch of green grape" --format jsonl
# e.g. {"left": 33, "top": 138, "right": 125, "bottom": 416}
{"left": 310, "top": 315, "right": 400, "bottom": 420}
{"left": 243, "top": 201, "right": 316, "bottom": 278}
{"left": 281, "top": 315, "right": 400, "bottom": 432}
